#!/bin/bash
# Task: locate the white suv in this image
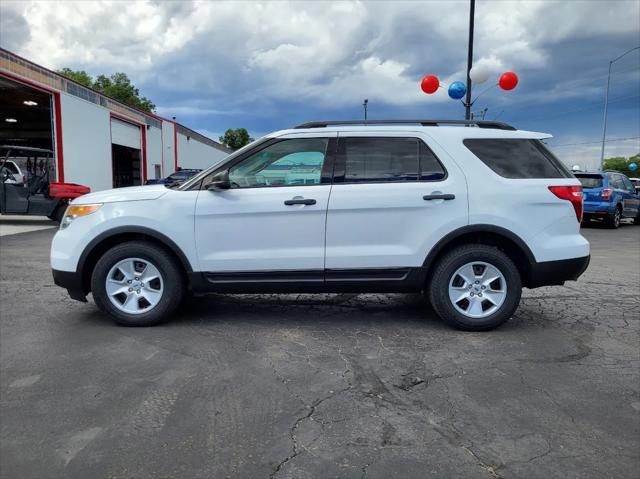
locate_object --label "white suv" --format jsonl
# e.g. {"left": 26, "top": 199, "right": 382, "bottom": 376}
{"left": 51, "top": 120, "right": 590, "bottom": 330}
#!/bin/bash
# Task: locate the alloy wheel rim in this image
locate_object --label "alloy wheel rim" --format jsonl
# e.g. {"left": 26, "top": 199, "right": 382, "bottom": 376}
{"left": 105, "top": 257, "right": 164, "bottom": 315}
{"left": 448, "top": 261, "right": 507, "bottom": 319}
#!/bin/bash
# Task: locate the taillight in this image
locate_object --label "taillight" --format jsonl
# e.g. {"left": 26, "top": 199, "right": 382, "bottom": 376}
{"left": 601, "top": 188, "right": 613, "bottom": 200}
{"left": 548, "top": 185, "right": 583, "bottom": 222}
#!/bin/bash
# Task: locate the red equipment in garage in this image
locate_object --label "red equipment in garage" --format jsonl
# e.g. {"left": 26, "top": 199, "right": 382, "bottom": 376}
{"left": 0, "top": 145, "right": 90, "bottom": 222}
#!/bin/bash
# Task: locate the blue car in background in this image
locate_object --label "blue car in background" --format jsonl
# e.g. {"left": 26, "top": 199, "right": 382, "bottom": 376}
{"left": 575, "top": 171, "right": 640, "bottom": 228}
{"left": 145, "top": 169, "right": 202, "bottom": 187}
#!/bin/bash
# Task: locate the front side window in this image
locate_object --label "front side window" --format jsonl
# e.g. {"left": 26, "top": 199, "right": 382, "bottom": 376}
{"left": 229, "top": 138, "right": 328, "bottom": 188}
{"left": 338, "top": 137, "right": 445, "bottom": 183}
{"left": 621, "top": 176, "right": 634, "bottom": 192}
{"left": 464, "top": 139, "right": 573, "bottom": 179}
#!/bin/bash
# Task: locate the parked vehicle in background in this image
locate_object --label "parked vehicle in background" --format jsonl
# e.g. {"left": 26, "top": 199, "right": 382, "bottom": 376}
{"left": 51, "top": 119, "right": 590, "bottom": 331}
{"left": 575, "top": 171, "right": 640, "bottom": 227}
{"left": 0, "top": 146, "right": 91, "bottom": 222}
{"left": 0, "top": 160, "right": 26, "bottom": 185}
{"left": 629, "top": 177, "right": 640, "bottom": 193}
{"left": 145, "top": 169, "right": 202, "bottom": 187}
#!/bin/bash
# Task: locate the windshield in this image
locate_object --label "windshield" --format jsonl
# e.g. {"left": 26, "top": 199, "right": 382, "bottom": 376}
{"left": 1, "top": 162, "right": 19, "bottom": 174}
{"left": 575, "top": 174, "right": 603, "bottom": 188}
{"left": 178, "top": 136, "right": 270, "bottom": 190}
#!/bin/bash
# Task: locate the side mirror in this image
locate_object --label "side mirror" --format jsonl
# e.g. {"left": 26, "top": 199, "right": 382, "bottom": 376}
{"left": 205, "top": 170, "right": 231, "bottom": 191}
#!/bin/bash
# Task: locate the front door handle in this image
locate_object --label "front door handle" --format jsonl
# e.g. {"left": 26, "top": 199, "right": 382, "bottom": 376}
{"left": 284, "top": 198, "right": 316, "bottom": 206}
{"left": 423, "top": 194, "right": 455, "bottom": 201}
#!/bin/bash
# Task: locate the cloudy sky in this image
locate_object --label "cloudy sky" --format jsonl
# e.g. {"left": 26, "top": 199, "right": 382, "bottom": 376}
{"left": 1, "top": 0, "right": 639, "bottom": 169}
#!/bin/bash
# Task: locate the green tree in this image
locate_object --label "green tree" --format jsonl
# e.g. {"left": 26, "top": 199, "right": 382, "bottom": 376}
{"left": 219, "top": 128, "right": 253, "bottom": 150}
{"left": 57, "top": 67, "right": 93, "bottom": 87}
{"left": 93, "top": 73, "right": 155, "bottom": 112}
{"left": 56, "top": 68, "right": 155, "bottom": 112}
{"left": 603, "top": 153, "right": 640, "bottom": 176}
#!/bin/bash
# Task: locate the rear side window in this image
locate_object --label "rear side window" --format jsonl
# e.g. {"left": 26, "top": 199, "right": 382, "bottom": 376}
{"left": 463, "top": 139, "right": 573, "bottom": 179}
{"left": 337, "top": 137, "right": 445, "bottom": 183}
{"left": 608, "top": 174, "right": 624, "bottom": 189}
{"left": 575, "top": 174, "right": 603, "bottom": 188}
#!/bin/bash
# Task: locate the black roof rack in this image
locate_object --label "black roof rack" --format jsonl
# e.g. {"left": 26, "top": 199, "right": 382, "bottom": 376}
{"left": 294, "top": 119, "right": 516, "bottom": 131}
{"left": 0, "top": 145, "right": 54, "bottom": 154}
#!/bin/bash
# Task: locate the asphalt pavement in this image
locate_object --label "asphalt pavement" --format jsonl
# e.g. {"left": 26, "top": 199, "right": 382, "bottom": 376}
{"left": 0, "top": 223, "right": 638, "bottom": 479}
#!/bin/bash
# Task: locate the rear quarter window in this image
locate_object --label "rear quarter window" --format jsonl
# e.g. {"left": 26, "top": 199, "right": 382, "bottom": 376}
{"left": 463, "top": 139, "right": 573, "bottom": 179}
{"left": 575, "top": 175, "right": 603, "bottom": 188}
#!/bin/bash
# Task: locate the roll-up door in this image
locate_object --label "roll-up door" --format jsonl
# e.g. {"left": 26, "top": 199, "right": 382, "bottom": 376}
{"left": 111, "top": 118, "right": 140, "bottom": 149}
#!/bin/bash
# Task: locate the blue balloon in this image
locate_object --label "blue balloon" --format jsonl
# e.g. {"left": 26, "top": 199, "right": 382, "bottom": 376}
{"left": 629, "top": 162, "right": 638, "bottom": 172}
{"left": 448, "top": 81, "right": 466, "bottom": 100}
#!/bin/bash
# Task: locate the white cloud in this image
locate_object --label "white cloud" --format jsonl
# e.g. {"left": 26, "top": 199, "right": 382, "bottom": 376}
{"left": 550, "top": 137, "right": 640, "bottom": 171}
{"left": 1, "top": 0, "right": 638, "bottom": 111}
{"left": 1, "top": 1, "right": 640, "bottom": 105}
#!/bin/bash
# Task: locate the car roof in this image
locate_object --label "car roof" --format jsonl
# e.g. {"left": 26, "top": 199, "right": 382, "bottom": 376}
{"left": 267, "top": 125, "right": 552, "bottom": 140}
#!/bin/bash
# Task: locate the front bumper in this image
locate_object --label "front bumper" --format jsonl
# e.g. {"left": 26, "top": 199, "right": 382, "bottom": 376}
{"left": 52, "top": 269, "right": 87, "bottom": 302}
{"left": 528, "top": 255, "right": 590, "bottom": 288}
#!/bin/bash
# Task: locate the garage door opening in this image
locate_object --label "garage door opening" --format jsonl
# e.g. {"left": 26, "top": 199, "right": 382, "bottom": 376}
{"left": 112, "top": 144, "right": 141, "bottom": 188}
{"left": 110, "top": 117, "right": 142, "bottom": 188}
{"left": 0, "top": 76, "right": 56, "bottom": 182}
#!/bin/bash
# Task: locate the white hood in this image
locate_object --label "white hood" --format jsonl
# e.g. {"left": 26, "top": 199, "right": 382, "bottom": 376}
{"left": 72, "top": 184, "right": 169, "bottom": 205}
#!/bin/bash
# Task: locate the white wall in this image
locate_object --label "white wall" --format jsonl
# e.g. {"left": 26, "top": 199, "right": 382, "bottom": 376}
{"left": 162, "top": 121, "right": 176, "bottom": 175}
{"left": 176, "top": 133, "right": 229, "bottom": 171}
{"left": 60, "top": 93, "right": 224, "bottom": 189}
{"left": 60, "top": 92, "right": 112, "bottom": 192}
{"left": 146, "top": 125, "right": 163, "bottom": 179}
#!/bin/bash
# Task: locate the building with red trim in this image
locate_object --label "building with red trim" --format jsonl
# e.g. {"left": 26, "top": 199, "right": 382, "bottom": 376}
{"left": 0, "top": 48, "right": 231, "bottom": 191}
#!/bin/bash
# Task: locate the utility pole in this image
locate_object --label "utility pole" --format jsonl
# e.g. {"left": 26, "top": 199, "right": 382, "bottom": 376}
{"left": 363, "top": 99, "right": 368, "bottom": 121}
{"left": 600, "top": 46, "right": 639, "bottom": 170}
{"left": 464, "top": 0, "right": 475, "bottom": 120}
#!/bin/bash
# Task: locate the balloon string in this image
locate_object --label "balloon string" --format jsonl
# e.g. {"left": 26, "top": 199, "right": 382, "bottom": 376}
{"left": 470, "top": 83, "right": 498, "bottom": 105}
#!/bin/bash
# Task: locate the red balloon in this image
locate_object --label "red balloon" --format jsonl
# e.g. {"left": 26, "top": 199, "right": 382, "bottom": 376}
{"left": 499, "top": 71, "right": 518, "bottom": 91}
{"left": 421, "top": 74, "right": 439, "bottom": 94}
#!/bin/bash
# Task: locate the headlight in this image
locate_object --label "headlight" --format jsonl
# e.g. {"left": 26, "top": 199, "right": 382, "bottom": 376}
{"left": 60, "top": 204, "right": 102, "bottom": 230}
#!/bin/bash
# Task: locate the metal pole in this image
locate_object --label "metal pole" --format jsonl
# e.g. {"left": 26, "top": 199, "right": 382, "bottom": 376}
{"left": 363, "top": 99, "right": 368, "bottom": 121}
{"left": 599, "top": 61, "right": 612, "bottom": 170}
{"left": 599, "top": 46, "right": 639, "bottom": 170}
{"left": 464, "top": 0, "right": 475, "bottom": 120}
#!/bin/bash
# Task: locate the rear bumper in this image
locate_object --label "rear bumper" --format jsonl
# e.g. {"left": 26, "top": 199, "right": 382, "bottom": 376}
{"left": 528, "top": 255, "right": 590, "bottom": 288}
{"left": 583, "top": 200, "right": 613, "bottom": 214}
{"left": 52, "top": 269, "right": 87, "bottom": 302}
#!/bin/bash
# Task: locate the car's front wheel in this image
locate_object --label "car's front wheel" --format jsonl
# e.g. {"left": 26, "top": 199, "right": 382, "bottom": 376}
{"left": 91, "top": 241, "right": 184, "bottom": 326}
{"left": 428, "top": 244, "right": 522, "bottom": 331}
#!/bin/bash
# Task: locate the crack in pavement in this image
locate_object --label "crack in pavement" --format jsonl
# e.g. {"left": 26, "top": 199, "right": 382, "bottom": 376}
{"left": 269, "top": 387, "right": 351, "bottom": 479}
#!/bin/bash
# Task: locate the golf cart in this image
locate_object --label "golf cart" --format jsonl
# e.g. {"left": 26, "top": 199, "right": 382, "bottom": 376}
{"left": 0, "top": 145, "right": 90, "bottom": 222}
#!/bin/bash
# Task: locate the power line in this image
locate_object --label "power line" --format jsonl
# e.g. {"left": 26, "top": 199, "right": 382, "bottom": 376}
{"left": 550, "top": 136, "right": 640, "bottom": 148}
{"left": 500, "top": 66, "right": 640, "bottom": 121}
{"left": 521, "top": 93, "right": 640, "bottom": 122}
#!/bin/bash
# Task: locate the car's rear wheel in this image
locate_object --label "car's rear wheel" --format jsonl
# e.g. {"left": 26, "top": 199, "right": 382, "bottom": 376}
{"left": 91, "top": 241, "right": 184, "bottom": 326}
{"left": 607, "top": 205, "right": 622, "bottom": 228}
{"left": 428, "top": 244, "right": 522, "bottom": 331}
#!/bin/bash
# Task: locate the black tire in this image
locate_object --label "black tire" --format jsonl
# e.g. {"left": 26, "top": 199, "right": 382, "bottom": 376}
{"left": 91, "top": 241, "right": 184, "bottom": 326}
{"left": 607, "top": 205, "right": 622, "bottom": 229}
{"left": 633, "top": 208, "right": 640, "bottom": 225}
{"left": 428, "top": 244, "right": 522, "bottom": 331}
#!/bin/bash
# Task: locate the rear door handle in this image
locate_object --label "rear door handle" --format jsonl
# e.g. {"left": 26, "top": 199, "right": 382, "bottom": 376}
{"left": 284, "top": 198, "right": 316, "bottom": 206}
{"left": 423, "top": 194, "right": 455, "bottom": 201}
